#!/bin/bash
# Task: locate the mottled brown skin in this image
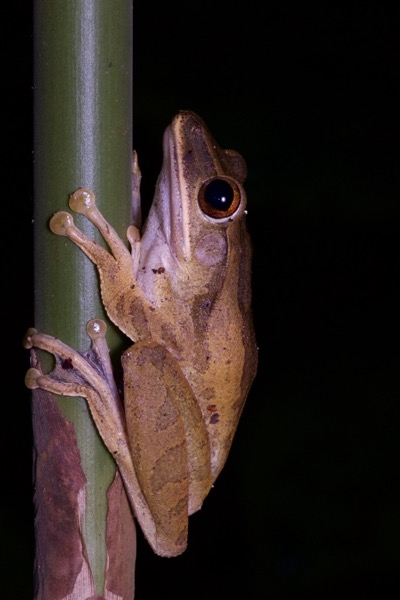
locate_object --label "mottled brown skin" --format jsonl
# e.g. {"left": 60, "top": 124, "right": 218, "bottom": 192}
{"left": 25, "top": 112, "right": 258, "bottom": 557}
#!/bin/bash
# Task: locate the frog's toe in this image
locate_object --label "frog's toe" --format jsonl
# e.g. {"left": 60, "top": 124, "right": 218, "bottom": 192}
{"left": 50, "top": 211, "right": 75, "bottom": 236}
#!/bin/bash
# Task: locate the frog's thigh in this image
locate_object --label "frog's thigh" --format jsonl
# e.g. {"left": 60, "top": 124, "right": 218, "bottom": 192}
{"left": 122, "top": 341, "right": 204, "bottom": 549}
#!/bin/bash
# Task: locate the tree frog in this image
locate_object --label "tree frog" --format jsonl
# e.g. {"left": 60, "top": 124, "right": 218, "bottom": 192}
{"left": 25, "top": 111, "right": 258, "bottom": 557}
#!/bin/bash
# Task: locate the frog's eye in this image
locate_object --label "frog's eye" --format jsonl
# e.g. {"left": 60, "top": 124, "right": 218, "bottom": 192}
{"left": 198, "top": 177, "right": 242, "bottom": 219}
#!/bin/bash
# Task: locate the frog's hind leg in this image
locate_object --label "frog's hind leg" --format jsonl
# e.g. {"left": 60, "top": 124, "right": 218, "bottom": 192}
{"left": 23, "top": 322, "right": 161, "bottom": 555}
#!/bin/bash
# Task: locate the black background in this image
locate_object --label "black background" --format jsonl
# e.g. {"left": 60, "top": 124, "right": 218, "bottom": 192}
{"left": 2, "top": 2, "right": 399, "bottom": 598}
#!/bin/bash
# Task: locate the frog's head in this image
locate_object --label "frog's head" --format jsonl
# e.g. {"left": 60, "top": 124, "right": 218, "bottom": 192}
{"left": 140, "top": 111, "right": 248, "bottom": 290}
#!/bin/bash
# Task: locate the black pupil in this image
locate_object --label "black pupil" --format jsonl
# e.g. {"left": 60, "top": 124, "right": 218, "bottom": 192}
{"left": 204, "top": 179, "right": 234, "bottom": 211}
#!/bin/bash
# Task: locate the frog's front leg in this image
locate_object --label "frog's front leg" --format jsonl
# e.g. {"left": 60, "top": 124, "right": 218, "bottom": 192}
{"left": 24, "top": 321, "right": 211, "bottom": 557}
{"left": 49, "top": 189, "right": 147, "bottom": 343}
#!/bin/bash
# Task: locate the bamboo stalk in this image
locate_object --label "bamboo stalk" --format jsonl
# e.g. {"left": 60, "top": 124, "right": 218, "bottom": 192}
{"left": 33, "top": 1, "right": 135, "bottom": 597}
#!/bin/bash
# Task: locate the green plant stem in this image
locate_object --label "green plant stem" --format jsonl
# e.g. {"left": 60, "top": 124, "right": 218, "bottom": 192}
{"left": 34, "top": 0, "right": 133, "bottom": 594}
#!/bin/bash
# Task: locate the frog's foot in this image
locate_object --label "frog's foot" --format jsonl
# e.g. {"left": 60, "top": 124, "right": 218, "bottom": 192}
{"left": 24, "top": 320, "right": 123, "bottom": 431}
